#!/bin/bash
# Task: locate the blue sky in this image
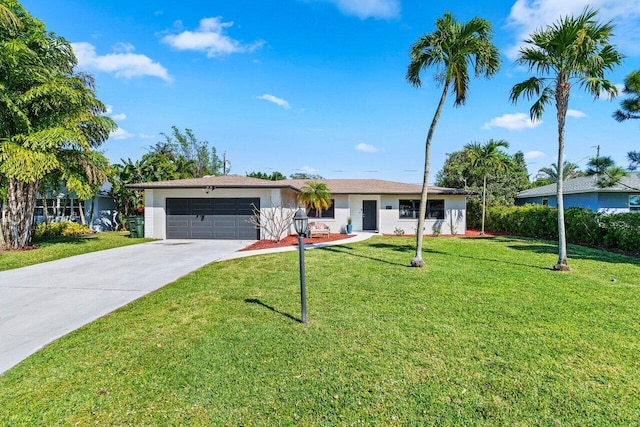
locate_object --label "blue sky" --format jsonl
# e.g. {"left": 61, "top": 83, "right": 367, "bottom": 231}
{"left": 22, "top": 0, "right": 640, "bottom": 183}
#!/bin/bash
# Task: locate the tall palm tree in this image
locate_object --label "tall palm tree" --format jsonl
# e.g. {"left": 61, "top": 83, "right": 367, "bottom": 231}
{"left": 406, "top": 12, "right": 500, "bottom": 267}
{"left": 509, "top": 8, "right": 622, "bottom": 271}
{"left": 465, "top": 140, "right": 510, "bottom": 235}
{"left": 297, "top": 181, "right": 331, "bottom": 217}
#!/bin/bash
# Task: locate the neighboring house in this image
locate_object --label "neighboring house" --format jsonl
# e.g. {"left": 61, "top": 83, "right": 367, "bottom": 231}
{"left": 85, "top": 183, "right": 118, "bottom": 232}
{"left": 34, "top": 183, "right": 117, "bottom": 231}
{"left": 127, "top": 176, "right": 471, "bottom": 240}
{"left": 515, "top": 172, "right": 640, "bottom": 214}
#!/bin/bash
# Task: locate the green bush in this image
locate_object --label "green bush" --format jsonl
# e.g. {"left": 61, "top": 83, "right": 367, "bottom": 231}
{"left": 34, "top": 221, "right": 92, "bottom": 239}
{"left": 599, "top": 213, "right": 640, "bottom": 254}
{"left": 486, "top": 205, "right": 640, "bottom": 254}
{"left": 486, "top": 204, "right": 556, "bottom": 239}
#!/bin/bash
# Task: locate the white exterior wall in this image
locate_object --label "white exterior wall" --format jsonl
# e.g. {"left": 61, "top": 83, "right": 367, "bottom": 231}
{"left": 142, "top": 188, "right": 468, "bottom": 239}
{"left": 347, "top": 195, "right": 379, "bottom": 232}
{"left": 143, "top": 187, "right": 279, "bottom": 239}
{"left": 332, "top": 195, "right": 467, "bottom": 234}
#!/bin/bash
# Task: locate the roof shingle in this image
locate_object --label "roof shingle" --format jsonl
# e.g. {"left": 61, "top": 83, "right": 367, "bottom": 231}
{"left": 127, "top": 176, "right": 470, "bottom": 195}
{"left": 517, "top": 172, "right": 640, "bottom": 198}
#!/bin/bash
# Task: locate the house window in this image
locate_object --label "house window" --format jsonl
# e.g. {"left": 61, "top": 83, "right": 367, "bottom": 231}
{"left": 399, "top": 199, "right": 445, "bottom": 219}
{"left": 308, "top": 199, "right": 335, "bottom": 218}
{"left": 630, "top": 195, "right": 640, "bottom": 212}
{"left": 542, "top": 198, "right": 549, "bottom": 206}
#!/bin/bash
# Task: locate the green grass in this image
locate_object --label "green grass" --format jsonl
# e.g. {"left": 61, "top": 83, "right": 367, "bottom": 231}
{"left": 0, "top": 232, "right": 153, "bottom": 271}
{"left": 1, "top": 236, "right": 639, "bottom": 425}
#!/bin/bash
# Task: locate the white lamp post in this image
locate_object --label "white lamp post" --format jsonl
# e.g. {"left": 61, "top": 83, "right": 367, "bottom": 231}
{"left": 293, "top": 207, "right": 309, "bottom": 323}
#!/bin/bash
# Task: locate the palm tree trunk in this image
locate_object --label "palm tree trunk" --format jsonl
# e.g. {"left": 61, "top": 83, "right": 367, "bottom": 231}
{"left": 554, "top": 77, "right": 570, "bottom": 271}
{"left": 412, "top": 81, "right": 450, "bottom": 267}
{"left": 481, "top": 174, "right": 487, "bottom": 235}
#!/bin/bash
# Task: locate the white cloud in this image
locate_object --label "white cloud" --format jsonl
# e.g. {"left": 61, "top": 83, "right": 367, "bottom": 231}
{"left": 505, "top": 0, "right": 640, "bottom": 59}
{"left": 72, "top": 42, "right": 172, "bottom": 81}
{"left": 482, "top": 113, "right": 542, "bottom": 130}
{"left": 256, "top": 94, "right": 291, "bottom": 109}
{"left": 322, "top": 0, "right": 400, "bottom": 19}
{"left": 104, "top": 104, "right": 113, "bottom": 114}
{"left": 355, "top": 143, "right": 380, "bottom": 153}
{"left": 600, "top": 83, "right": 625, "bottom": 100}
{"left": 524, "top": 150, "right": 547, "bottom": 161}
{"left": 162, "top": 17, "right": 264, "bottom": 57}
{"left": 111, "top": 113, "right": 127, "bottom": 121}
{"left": 567, "top": 109, "right": 587, "bottom": 118}
{"left": 110, "top": 127, "right": 134, "bottom": 140}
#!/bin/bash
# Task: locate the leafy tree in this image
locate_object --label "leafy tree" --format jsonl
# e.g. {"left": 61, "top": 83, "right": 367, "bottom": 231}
{"left": 533, "top": 161, "right": 583, "bottom": 187}
{"left": 159, "top": 126, "right": 223, "bottom": 178}
{"left": 406, "top": 11, "right": 500, "bottom": 267}
{"left": 247, "top": 171, "right": 287, "bottom": 181}
{"left": 465, "top": 140, "right": 510, "bottom": 235}
{"left": 585, "top": 156, "right": 638, "bottom": 190}
{"left": 629, "top": 151, "right": 640, "bottom": 170}
{"left": 108, "top": 159, "right": 144, "bottom": 224}
{"left": 613, "top": 70, "right": 640, "bottom": 122}
{"left": 436, "top": 148, "right": 529, "bottom": 229}
{"left": 297, "top": 181, "right": 331, "bottom": 217}
{"left": 289, "top": 172, "right": 323, "bottom": 180}
{"left": 509, "top": 7, "right": 622, "bottom": 271}
{"left": 612, "top": 70, "right": 640, "bottom": 171}
{"left": 0, "top": 0, "right": 116, "bottom": 249}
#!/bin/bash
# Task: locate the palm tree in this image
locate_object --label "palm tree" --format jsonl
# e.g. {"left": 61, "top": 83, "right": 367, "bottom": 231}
{"left": 509, "top": 8, "right": 622, "bottom": 271}
{"left": 536, "top": 161, "right": 583, "bottom": 182}
{"left": 406, "top": 12, "right": 500, "bottom": 267}
{"left": 465, "top": 140, "right": 510, "bottom": 235}
{"left": 297, "top": 181, "right": 331, "bottom": 217}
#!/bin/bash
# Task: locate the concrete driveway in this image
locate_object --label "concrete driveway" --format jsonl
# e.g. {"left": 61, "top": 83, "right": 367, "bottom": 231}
{"left": 0, "top": 239, "right": 251, "bottom": 375}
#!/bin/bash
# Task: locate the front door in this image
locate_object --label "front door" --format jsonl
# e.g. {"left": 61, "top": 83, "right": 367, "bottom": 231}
{"left": 362, "top": 200, "right": 377, "bottom": 231}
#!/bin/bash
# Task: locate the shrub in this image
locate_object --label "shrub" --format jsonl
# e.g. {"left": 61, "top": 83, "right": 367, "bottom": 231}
{"left": 486, "top": 205, "right": 640, "bottom": 255}
{"left": 34, "top": 221, "right": 91, "bottom": 239}
{"left": 61, "top": 222, "right": 92, "bottom": 236}
{"left": 599, "top": 213, "right": 640, "bottom": 254}
{"left": 486, "top": 205, "right": 556, "bottom": 239}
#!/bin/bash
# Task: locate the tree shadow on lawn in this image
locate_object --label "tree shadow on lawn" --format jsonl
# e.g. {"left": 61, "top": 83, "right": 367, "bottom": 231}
{"left": 33, "top": 235, "right": 97, "bottom": 246}
{"left": 501, "top": 238, "right": 640, "bottom": 266}
{"left": 431, "top": 237, "right": 552, "bottom": 271}
{"left": 320, "top": 243, "right": 444, "bottom": 268}
{"left": 453, "top": 253, "right": 552, "bottom": 271}
{"left": 245, "top": 298, "right": 302, "bottom": 323}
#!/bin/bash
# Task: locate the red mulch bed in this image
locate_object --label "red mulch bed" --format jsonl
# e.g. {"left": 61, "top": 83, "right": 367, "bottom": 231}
{"left": 240, "top": 234, "right": 353, "bottom": 251}
{"left": 240, "top": 230, "right": 501, "bottom": 251}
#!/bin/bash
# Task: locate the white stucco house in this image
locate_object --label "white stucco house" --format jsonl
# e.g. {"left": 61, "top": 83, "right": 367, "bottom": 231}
{"left": 127, "top": 176, "right": 471, "bottom": 240}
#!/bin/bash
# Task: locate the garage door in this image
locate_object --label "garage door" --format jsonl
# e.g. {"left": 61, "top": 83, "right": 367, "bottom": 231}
{"left": 166, "top": 198, "right": 260, "bottom": 240}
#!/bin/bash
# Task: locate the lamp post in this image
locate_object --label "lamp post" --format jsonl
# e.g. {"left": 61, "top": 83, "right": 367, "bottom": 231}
{"left": 293, "top": 207, "right": 309, "bottom": 323}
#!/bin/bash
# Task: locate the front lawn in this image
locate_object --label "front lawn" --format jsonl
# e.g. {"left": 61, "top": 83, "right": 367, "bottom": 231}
{"left": 0, "top": 232, "right": 153, "bottom": 271}
{"left": 1, "top": 236, "right": 639, "bottom": 425}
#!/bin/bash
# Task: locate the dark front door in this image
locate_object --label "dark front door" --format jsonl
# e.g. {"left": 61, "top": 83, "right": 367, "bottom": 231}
{"left": 362, "top": 200, "right": 377, "bottom": 231}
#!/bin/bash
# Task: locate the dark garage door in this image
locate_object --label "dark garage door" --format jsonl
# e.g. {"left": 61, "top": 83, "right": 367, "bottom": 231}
{"left": 166, "top": 198, "right": 260, "bottom": 240}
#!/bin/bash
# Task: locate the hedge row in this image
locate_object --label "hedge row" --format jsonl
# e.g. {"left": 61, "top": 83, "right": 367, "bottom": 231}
{"left": 486, "top": 205, "right": 640, "bottom": 255}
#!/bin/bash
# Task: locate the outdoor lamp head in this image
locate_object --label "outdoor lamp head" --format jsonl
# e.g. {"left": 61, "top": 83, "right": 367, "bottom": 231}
{"left": 293, "top": 207, "right": 308, "bottom": 236}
